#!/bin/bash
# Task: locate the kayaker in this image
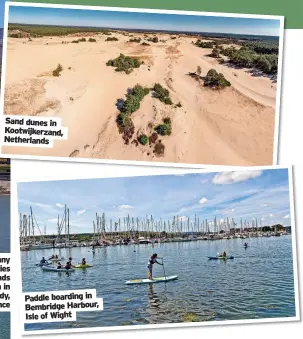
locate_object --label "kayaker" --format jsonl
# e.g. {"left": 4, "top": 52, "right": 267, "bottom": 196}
{"left": 55, "top": 255, "right": 59, "bottom": 259}
{"left": 244, "top": 242, "right": 248, "bottom": 247}
{"left": 68, "top": 257, "right": 73, "bottom": 266}
{"left": 57, "top": 262, "right": 62, "bottom": 269}
{"left": 65, "top": 261, "right": 72, "bottom": 270}
{"left": 81, "top": 258, "right": 86, "bottom": 265}
{"left": 40, "top": 257, "right": 47, "bottom": 264}
{"left": 222, "top": 251, "right": 227, "bottom": 258}
{"left": 147, "top": 253, "right": 163, "bottom": 280}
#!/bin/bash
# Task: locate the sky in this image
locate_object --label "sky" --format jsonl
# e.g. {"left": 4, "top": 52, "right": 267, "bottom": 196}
{"left": 17, "top": 169, "right": 291, "bottom": 235}
{"left": 7, "top": 4, "right": 281, "bottom": 36}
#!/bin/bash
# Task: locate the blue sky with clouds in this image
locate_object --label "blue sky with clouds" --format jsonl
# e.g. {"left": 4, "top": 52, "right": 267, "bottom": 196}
{"left": 17, "top": 169, "right": 291, "bottom": 235}
{"left": 7, "top": 4, "right": 281, "bottom": 36}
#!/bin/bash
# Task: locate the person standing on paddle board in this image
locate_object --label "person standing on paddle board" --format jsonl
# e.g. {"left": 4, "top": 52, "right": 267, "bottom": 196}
{"left": 147, "top": 253, "right": 163, "bottom": 280}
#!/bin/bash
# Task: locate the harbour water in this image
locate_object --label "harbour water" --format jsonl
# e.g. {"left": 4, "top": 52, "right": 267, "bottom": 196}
{"left": 0, "top": 196, "right": 10, "bottom": 252}
{"left": 22, "top": 235, "right": 296, "bottom": 331}
{"left": 0, "top": 312, "right": 10, "bottom": 339}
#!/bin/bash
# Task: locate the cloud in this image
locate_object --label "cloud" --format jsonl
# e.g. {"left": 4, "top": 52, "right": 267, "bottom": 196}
{"left": 222, "top": 208, "right": 236, "bottom": 214}
{"left": 119, "top": 204, "right": 134, "bottom": 209}
{"left": 199, "top": 197, "right": 208, "bottom": 204}
{"left": 212, "top": 170, "right": 263, "bottom": 185}
{"left": 56, "top": 203, "right": 64, "bottom": 208}
{"left": 269, "top": 213, "right": 275, "bottom": 218}
{"left": 283, "top": 214, "right": 290, "bottom": 219}
{"left": 178, "top": 197, "right": 209, "bottom": 214}
{"left": 77, "top": 209, "right": 86, "bottom": 215}
{"left": 35, "top": 203, "right": 52, "bottom": 209}
{"left": 48, "top": 218, "right": 58, "bottom": 223}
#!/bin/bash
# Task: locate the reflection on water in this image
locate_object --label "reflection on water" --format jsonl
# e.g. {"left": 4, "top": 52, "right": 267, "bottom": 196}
{"left": 22, "top": 236, "right": 296, "bottom": 331}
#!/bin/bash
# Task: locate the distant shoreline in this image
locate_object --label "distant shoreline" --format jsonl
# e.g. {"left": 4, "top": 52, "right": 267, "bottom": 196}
{"left": 8, "top": 23, "right": 279, "bottom": 41}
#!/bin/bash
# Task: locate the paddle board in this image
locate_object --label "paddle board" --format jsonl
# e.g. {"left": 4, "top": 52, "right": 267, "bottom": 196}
{"left": 125, "top": 275, "right": 178, "bottom": 285}
{"left": 74, "top": 264, "right": 93, "bottom": 268}
{"left": 36, "top": 261, "right": 52, "bottom": 267}
{"left": 48, "top": 257, "right": 64, "bottom": 261}
{"left": 208, "top": 256, "right": 234, "bottom": 260}
{"left": 41, "top": 266, "right": 75, "bottom": 272}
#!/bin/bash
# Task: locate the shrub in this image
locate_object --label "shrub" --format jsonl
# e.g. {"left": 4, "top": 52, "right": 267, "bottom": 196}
{"left": 149, "top": 132, "right": 158, "bottom": 144}
{"left": 72, "top": 40, "right": 79, "bottom": 43}
{"left": 148, "top": 36, "right": 158, "bottom": 43}
{"left": 53, "top": 64, "right": 63, "bottom": 77}
{"left": 132, "top": 84, "right": 150, "bottom": 101}
{"left": 9, "top": 33, "right": 22, "bottom": 38}
{"left": 155, "top": 118, "right": 172, "bottom": 136}
{"left": 255, "top": 55, "right": 273, "bottom": 74}
{"left": 204, "top": 69, "right": 231, "bottom": 89}
{"left": 117, "top": 113, "right": 132, "bottom": 128}
{"left": 106, "top": 37, "right": 118, "bottom": 41}
{"left": 89, "top": 38, "right": 96, "bottom": 42}
{"left": 221, "top": 45, "right": 278, "bottom": 75}
{"left": 153, "top": 83, "right": 173, "bottom": 105}
{"left": 218, "top": 58, "right": 225, "bottom": 64}
{"left": 141, "top": 42, "right": 150, "bottom": 46}
{"left": 210, "top": 48, "right": 220, "bottom": 58}
{"left": 197, "top": 66, "right": 202, "bottom": 75}
{"left": 122, "top": 95, "right": 141, "bottom": 113}
{"left": 78, "top": 37, "right": 86, "bottom": 42}
{"left": 153, "top": 83, "right": 169, "bottom": 99}
{"left": 176, "top": 102, "right": 182, "bottom": 108}
{"left": 129, "top": 38, "right": 141, "bottom": 43}
{"left": 106, "top": 53, "right": 141, "bottom": 73}
{"left": 195, "top": 39, "right": 214, "bottom": 48}
{"left": 121, "top": 84, "right": 150, "bottom": 113}
{"left": 153, "top": 141, "right": 165, "bottom": 156}
{"left": 162, "top": 97, "right": 173, "bottom": 105}
{"left": 138, "top": 134, "right": 148, "bottom": 145}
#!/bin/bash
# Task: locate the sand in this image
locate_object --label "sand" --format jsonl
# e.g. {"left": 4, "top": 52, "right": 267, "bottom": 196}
{"left": 2, "top": 32, "right": 277, "bottom": 165}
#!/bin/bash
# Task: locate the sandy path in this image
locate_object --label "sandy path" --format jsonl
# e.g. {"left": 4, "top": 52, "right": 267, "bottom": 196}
{"left": 2, "top": 33, "right": 277, "bottom": 165}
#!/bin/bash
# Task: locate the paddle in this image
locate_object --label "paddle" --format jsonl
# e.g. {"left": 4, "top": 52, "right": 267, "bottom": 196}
{"left": 162, "top": 258, "right": 166, "bottom": 280}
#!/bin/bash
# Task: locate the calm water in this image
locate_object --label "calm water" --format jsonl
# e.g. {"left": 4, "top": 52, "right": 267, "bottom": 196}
{"left": 0, "top": 196, "right": 10, "bottom": 252}
{"left": 22, "top": 236, "right": 296, "bottom": 331}
{"left": 0, "top": 312, "right": 10, "bottom": 339}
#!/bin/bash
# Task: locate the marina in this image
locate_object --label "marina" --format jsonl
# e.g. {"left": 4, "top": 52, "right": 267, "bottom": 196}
{"left": 19, "top": 206, "right": 290, "bottom": 251}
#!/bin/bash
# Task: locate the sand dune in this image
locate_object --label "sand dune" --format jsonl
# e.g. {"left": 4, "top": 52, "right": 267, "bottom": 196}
{"left": 2, "top": 32, "right": 277, "bottom": 165}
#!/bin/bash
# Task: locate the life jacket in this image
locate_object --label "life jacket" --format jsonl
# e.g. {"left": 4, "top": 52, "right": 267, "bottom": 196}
{"left": 148, "top": 256, "right": 157, "bottom": 265}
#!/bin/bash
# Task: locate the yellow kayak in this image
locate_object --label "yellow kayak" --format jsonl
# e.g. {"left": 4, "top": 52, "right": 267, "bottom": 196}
{"left": 74, "top": 264, "right": 93, "bottom": 268}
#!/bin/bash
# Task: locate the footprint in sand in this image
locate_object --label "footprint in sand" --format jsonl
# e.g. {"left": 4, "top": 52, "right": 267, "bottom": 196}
{"left": 69, "top": 145, "right": 91, "bottom": 158}
{"left": 69, "top": 150, "right": 80, "bottom": 157}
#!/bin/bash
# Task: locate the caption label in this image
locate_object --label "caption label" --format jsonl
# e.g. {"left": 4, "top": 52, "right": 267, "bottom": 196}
{"left": 23, "top": 289, "right": 103, "bottom": 323}
{"left": 2, "top": 115, "right": 68, "bottom": 148}
{"left": 0, "top": 256, "right": 10, "bottom": 311}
